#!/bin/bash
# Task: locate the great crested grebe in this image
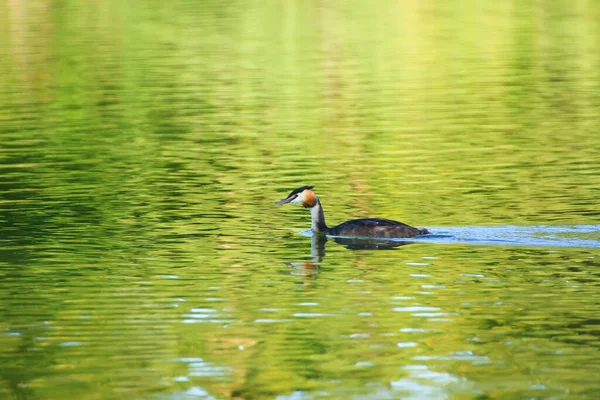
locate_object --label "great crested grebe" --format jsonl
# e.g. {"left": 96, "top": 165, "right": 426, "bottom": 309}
{"left": 275, "top": 186, "right": 429, "bottom": 238}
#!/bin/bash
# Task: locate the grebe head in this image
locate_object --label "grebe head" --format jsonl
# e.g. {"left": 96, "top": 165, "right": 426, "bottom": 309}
{"left": 275, "top": 185, "right": 317, "bottom": 208}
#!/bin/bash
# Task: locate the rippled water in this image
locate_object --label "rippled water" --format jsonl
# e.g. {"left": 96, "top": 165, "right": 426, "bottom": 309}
{"left": 1, "top": 0, "right": 600, "bottom": 399}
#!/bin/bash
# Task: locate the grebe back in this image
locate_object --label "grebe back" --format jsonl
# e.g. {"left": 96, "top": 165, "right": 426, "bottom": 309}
{"left": 275, "top": 186, "right": 429, "bottom": 239}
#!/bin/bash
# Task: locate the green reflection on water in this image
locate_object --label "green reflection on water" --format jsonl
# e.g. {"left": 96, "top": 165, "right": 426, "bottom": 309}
{"left": 1, "top": 0, "right": 600, "bottom": 399}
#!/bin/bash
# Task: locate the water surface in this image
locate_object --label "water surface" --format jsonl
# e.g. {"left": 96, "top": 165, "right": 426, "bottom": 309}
{"left": 1, "top": 0, "right": 600, "bottom": 399}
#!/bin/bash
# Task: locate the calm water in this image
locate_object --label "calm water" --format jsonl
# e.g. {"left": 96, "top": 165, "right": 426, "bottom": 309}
{"left": 1, "top": 1, "right": 600, "bottom": 399}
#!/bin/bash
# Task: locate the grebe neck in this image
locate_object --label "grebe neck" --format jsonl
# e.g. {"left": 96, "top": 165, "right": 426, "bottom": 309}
{"left": 310, "top": 198, "right": 328, "bottom": 233}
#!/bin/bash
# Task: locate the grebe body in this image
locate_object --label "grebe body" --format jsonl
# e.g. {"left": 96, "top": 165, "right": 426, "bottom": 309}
{"left": 275, "top": 186, "right": 429, "bottom": 239}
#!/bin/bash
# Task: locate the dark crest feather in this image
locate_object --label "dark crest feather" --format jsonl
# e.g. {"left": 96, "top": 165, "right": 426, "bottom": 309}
{"left": 287, "top": 185, "right": 314, "bottom": 198}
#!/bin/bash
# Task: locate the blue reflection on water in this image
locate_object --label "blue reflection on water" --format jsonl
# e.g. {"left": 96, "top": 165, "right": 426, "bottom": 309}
{"left": 425, "top": 225, "right": 600, "bottom": 248}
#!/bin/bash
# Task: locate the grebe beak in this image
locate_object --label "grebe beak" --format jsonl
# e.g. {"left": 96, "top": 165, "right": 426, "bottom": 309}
{"left": 275, "top": 196, "right": 296, "bottom": 206}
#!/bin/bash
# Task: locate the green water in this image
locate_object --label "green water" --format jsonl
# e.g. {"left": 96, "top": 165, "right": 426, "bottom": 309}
{"left": 1, "top": 1, "right": 600, "bottom": 399}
